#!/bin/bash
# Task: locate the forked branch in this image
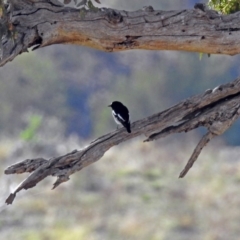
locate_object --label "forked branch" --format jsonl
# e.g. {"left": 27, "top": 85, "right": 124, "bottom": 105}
{"left": 4, "top": 77, "right": 240, "bottom": 204}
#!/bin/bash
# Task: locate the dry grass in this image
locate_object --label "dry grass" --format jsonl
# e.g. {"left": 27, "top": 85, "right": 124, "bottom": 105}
{"left": 1, "top": 134, "right": 240, "bottom": 240}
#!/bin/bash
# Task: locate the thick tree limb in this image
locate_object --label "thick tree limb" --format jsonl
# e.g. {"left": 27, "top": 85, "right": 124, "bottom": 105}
{"left": 1, "top": 1, "right": 240, "bottom": 66}
{"left": 4, "top": 77, "right": 240, "bottom": 204}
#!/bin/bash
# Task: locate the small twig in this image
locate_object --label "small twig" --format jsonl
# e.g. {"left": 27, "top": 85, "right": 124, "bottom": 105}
{"left": 179, "top": 132, "right": 214, "bottom": 178}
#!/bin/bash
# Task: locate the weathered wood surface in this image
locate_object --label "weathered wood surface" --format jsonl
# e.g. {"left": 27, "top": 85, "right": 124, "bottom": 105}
{"left": 5, "top": 77, "right": 240, "bottom": 204}
{"left": 1, "top": 0, "right": 240, "bottom": 67}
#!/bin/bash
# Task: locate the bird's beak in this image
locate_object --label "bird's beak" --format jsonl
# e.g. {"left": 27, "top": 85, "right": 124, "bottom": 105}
{"left": 108, "top": 104, "right": 111, "bottom": 107}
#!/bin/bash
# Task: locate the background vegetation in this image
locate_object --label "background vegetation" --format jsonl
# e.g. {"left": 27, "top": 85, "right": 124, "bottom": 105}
{"left": 1, "top": 136, "right": 240, "bottom": 240}
{"left": 1, "top": 0, "right": 240, "bottom": 143}
{"left": 208, "top": 0, "right": 240, "bottom": 14}
{"left": 1, "top": 0, "right": 240, "bottom": 239}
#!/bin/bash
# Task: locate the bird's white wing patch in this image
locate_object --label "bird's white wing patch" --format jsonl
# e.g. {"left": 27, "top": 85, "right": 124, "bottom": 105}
{"left": 112, "top": 110, "right": 120, "bottom": 124}
{"left": 112, "top": 110, "right": 127, "bottom": 123}
{"left": 117, "top": 114, "right": 125, "bottom": 122}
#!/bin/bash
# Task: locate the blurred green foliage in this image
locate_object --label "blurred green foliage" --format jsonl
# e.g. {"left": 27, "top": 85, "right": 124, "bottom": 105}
{"left": 208, "top": 0, "right": 240, "bottom": 14}
{"left": 0, "top": 50, "right": 69, "bottom": 136}
{"left": 19, "top": 114, "right": 42, "bottom": 141}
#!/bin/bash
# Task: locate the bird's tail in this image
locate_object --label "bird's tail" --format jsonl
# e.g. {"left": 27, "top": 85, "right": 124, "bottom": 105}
{"left": 126, "top": 123, "right": 131, "bottom": 133}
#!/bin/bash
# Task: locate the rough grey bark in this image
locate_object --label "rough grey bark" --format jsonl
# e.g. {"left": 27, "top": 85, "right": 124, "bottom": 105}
{"left": 5, "top": 77, "right": 240, "bottom": 204}
{"left": 1, "top": 0, "right": 240, "bottom": 67}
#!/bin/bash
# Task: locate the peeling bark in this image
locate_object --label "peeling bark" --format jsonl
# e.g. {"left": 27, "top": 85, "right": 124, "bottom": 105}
{"left": 1, "top": 1, "right": 240, "bottom": 66}
{"left": 5, "top": 77, "right": 240, "bottom": 204}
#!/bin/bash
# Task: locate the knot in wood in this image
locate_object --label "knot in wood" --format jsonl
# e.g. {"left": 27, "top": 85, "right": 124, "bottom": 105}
{"left": 209, "top": 121, "right": 226, "bottom": 135}
{"left": 204, "top": 89, "right": 212, "bottom": 95}
{"left": 106, "top": 9, "right": 123, "bottom": 24}
{"left": 209, "top": 118, "right": 236, "bottom": 136}
{"left": 194, "top": 3, "right": 207, "bottom": 12}
{"left": 142, "top": 6, "right": 154, "bottom": 12}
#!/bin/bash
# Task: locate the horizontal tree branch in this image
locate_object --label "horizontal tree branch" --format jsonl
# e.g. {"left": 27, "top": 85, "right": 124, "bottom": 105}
{"left": 1, "top": 1, "right": 240, "bottom": 66}
{"left": 4, "top": 76, "right": 240, "bottom": 204}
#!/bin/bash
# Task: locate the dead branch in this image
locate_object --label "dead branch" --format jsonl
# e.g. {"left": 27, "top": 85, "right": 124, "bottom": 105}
{"left": 4, "top": 77, "right": 240, "bottom": 204}
{"left": 179, "top": 132, "right": 214, "bottom": 178}
{"left": 178, "top": 106, "right": 240, "bottom": 178}
{"left": 1, "top": 1, "right": 240, "bottom": 66}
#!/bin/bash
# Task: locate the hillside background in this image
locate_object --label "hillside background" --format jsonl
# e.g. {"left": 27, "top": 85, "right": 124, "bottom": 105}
{"left": 1, "top": 0, "right": 240, "bottom": 239}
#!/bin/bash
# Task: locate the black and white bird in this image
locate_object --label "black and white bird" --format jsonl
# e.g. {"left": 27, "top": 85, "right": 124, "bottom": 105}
{"left": 108, "top": 101, "right": 131, "bottom": 133}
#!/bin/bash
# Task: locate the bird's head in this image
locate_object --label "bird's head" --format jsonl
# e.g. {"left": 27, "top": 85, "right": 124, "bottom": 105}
{"left": 108, "top": 101, "right": 122, "bottom": 108}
